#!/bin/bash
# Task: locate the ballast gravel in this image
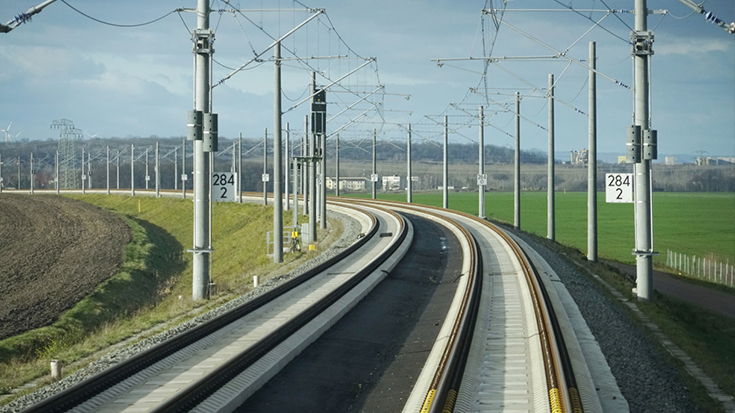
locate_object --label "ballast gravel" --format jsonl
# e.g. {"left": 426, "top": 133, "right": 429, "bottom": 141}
{"left": 0, "top": 212, "right": 361, "bottom": 413}
{"left": 509, "top": 228, "right": 701, "bottom": 413}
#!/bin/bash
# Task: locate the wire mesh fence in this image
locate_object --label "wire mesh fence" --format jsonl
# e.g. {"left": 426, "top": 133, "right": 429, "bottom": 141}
{"left": 665, "top": 249, "right": 734, "bottom": 288}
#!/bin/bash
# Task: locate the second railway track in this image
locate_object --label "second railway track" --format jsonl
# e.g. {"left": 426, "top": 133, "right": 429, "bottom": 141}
{"left": 22, "top": 201, "right": 411, "bottom": 413}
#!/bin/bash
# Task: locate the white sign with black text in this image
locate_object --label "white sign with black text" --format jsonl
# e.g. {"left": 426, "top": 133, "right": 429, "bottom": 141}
{"left": 212, "top": 172, "right": 236, "bottom": 202}
{"left": 605, "top": 173, "right": 633, "bottom": 203}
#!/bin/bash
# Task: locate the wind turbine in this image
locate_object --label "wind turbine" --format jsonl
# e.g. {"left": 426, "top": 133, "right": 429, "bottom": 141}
{"left": 1, "top": 123, "right": 21, "bottom": 143}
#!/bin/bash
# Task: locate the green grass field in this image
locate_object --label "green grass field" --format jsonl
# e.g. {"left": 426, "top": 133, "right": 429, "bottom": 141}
{"left": 347, "top": 191, "right": 735, "bottom": 266}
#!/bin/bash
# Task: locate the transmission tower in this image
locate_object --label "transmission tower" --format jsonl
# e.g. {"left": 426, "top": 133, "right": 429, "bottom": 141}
{"left": 51, "top": 119, "right": 82, "bottom": 189}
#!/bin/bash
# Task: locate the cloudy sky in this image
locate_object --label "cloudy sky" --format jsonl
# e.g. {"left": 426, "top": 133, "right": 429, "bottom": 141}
{"left": 0, "top": 0, "right": 733, "bottom": 160}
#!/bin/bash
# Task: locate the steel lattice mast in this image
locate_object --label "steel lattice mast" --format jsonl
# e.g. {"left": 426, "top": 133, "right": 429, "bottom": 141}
{"left": 51, "top": 119, "right": 81, "bottom": 189}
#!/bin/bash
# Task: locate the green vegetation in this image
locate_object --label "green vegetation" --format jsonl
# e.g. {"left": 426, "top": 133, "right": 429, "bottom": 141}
{"left": 0, "top": 213, "right": 174, "bottom": 395}
{"left": 352, "top": 190, "right": 735, "bottom": 408}
{"left": 0, "top": 195, "right": 324, "bottom": 402}
{"left": 350, "top": 191, "right": 735, "bottom": 265}
{"left": 640, "top": 293, "right": 735, "bottom": 410}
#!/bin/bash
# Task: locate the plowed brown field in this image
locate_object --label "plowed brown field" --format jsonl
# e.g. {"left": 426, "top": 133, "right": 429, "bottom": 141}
{"left": 0, "top": 194, "right": 131, "bottom": 339}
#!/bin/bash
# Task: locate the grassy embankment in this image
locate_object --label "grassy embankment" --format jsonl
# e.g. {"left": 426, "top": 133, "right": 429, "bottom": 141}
{"left": 349, "top": 190, "right": 735, "bottom": 408}
{"left": 0, "top": 194, "right": 321, "bottom": 402}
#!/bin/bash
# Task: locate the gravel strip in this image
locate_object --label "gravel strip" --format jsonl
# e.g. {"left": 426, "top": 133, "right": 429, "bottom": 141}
{"left": 0, "top": 212, "right": 361, "bottom": 413}
{"left": 507, "top": 227, "right": 701, "bottom": 413}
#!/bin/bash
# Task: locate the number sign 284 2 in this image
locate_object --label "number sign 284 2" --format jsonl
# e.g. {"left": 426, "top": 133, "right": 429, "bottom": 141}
{"left": 605, "top": 173, "right": 633, "bottom": 203}
{"left": 212, "top": 172, "right": 236, "bottom": 202}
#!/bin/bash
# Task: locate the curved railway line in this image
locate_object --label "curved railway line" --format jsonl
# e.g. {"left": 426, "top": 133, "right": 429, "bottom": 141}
{"left": 15, "top": 191, "right": 612, "bottom": 412}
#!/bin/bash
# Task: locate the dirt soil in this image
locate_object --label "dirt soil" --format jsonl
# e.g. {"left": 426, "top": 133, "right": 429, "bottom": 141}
{"left": 0, "top": 194, "right": 131, "bottom": 339}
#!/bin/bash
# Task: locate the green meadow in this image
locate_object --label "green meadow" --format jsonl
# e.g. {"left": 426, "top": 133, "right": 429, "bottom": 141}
{"left": 347, "top": 191, "right": 735, "bottom": 266}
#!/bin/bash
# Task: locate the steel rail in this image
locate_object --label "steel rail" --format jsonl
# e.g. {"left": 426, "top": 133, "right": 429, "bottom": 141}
{"left": 349, "top": 198, "right": 583, "bottom": 413}
{"left": 447, "top": 208, "right": 584, "bottom": 413}
{"left": 153, "top": 205, "right": 407, "bottom": 412}
{"left": 23, "top": 202, "right": 384, "bottom": 413}
{"left": 339, "top": 198, "right": 483, "bottom": 413}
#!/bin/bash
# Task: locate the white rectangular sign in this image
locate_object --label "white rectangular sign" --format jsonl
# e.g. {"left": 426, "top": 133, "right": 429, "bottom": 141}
{"left": 212, "top": 172, "right": 236, "bottom": 202}
{"left": 605, "top": 173, "right": 633, "bottom": 203}
{"left": 477, "top": 173, "right": 487, "bottom": 186}
{"left": 261, "top": 173, "right": 270, "bottom": 182}
{"left": 370, "top": 173, "right": 379, "bottom": 182}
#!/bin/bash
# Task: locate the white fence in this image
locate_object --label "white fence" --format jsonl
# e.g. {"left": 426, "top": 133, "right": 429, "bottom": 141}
{"left": 665, "top": 250, "right": 734, "bottom": 288}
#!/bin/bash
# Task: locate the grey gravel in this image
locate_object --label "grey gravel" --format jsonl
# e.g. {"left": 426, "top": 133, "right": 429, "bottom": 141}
{"left": 0, "top": 211, "right": 361, "bottom": 413}
{"left": 508, "top": 227, "right": 702, "bottom": 413}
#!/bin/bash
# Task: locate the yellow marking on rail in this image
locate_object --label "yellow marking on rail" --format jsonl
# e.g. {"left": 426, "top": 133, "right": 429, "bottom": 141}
{"left": 420, "top": 389, "right": 437, "bottom": 413}
{"left": 549, "top": 388, "right": 563, "bottom": 413}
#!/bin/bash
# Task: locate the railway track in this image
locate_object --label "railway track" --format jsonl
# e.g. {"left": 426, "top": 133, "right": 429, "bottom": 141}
{"left": 21, "top": 201, "right": 410, "bottom": 413}
{"left": 347, "top": 199, "right": 595, "bottom": 413}
{"left": 18, "top": 192, "right": 603, "bottom": 412}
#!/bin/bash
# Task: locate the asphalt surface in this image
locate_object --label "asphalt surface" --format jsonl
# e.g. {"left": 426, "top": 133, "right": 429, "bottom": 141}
{"left": 235, "top": 214, "right": 463, "bottom": 412}
{"left": 611, "top": 262, "right": 735, "bottom": 319}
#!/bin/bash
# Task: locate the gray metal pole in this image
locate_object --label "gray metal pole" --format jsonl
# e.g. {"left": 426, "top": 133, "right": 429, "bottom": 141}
{"left": 81, "top": 148, "right": 85, "bottom": 194}
{"left": 303, "top": 115, "right": 308, "bottom": 215}
{"left": 548, "top": 74, "right": 555, "bottom": 240}
{"left": 588, "top": 41, "right": 598, "bottom": 262}
{"left": 238, "top": 133, "right": 242, "bottom": 203}
{"left": 443, "top": 116, "right": 448, "bottom": 209}
{"left": 335, "top": 133, "right": 340, "bottom": 197}
{"left": 407, "top": 124, "right": 412, "bottom": 203}
{"left": 56, "top": 151, "right": 59, "bottom": 194}
{"left": 514, "top": 92, "right": 521, "bottom": 230}
{"left": 0, "top": 153, "right": 3, "bottom": 194}
{"left": 155, "top": 141, "right": 160, "bottom": 198}
{"left": 17, "top": 157, "right": 20, "bottom": 190}
{"left": 87, "top": 151, "right": 92, "bottom": 189}
{"left": 309, "top": 72, "right": 317, "bottom": 242}
{"left": 263, "top": 128, "right": 268, "bottom": 206}
{"left": 131, "top": 144, "right": 135, "bottom": 197}
{"left": 479, "top": 106, "right": 485, "bottom": 218}
{"left": 192, "top": 0, "right": 212, "bottom": 301}
{"left": 208, "top": 151, "right": 213, "bottom": 276}
{"left": 174, "top": 146, "right": 178, "bottom": 191}
{"left": 182, "top": 138, "right": 186, "bottom": 199}
{"left": 116, "top": 150, "right": 120, "bottom": 190}
{"left": 273, "top": 42, "right": 283, "bottom": 263}
{"left": 106, "top": 146, "right": 110, "bottom": 195}
{"left": 285, "top": 123, "right": 290, "bottom": 211}
{"left": 634, "top": 0, "right": 654, "bottom": 300}
{"left": 292, "top": 158, "right": 298, "bottom": 227}
{"left": 145, "top": 148, "right": 149, "bottom": 190}
{"left": 29, "top": 152, "right": 33, "bottom": 194}
{"left": 231, "top": 142, "right": 235, "bottom": 175}
{"left": 319, "top": 130, "right": 327, "bottom": 230}
{"left": 372, "top": 129, "right": 377, "bottom": 200}
{"left": 309, "top": 121, "right": 317, "bottom": 242}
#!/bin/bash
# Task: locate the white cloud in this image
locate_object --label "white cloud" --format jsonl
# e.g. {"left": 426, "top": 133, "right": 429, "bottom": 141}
{"left": 86, "top": 53, "right": 190, "bottom": 97}
{"left": 656, "top": 38, "right": 732, "bottom": 55}
{"left": 0, "top": 45, "right": 102, "bottom": 79}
